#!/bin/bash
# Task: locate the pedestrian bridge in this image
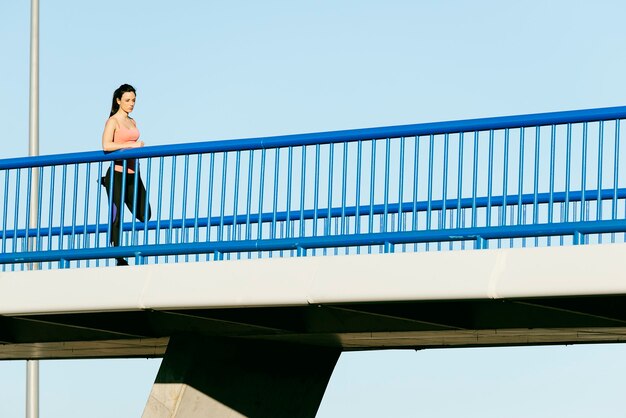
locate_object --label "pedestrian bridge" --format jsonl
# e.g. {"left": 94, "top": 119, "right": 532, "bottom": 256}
{"left": 2, "top": 106, "right": 626, "bottom": 417}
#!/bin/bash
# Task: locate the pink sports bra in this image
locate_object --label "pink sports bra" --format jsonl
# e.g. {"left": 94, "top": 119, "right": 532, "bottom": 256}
{"left": 113, "top": 121, "right": 140, "bottom": 173}
{"left": 114, "top": 124, "right": 140, "bottom": 143}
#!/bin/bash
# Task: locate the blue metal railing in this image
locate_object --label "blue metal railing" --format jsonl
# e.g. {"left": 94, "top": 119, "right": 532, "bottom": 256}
{"left": 1, "top": 106, "right": 625, "bottom": 269}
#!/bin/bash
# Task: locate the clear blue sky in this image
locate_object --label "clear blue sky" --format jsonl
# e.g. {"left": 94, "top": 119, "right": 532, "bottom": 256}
{"left": 2, "top": 1, "right": 626, "bottom": 416}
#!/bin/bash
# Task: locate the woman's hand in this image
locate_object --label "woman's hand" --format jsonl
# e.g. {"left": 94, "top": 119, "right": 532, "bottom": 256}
{"left": 132, "top": 141, "right": 145, "bottom": 148}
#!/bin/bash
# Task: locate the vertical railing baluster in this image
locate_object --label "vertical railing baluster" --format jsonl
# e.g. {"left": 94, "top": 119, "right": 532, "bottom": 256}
{"left": 471, "top": 130, "right": 482, "bottom": 250}
{"left": 383, "top": 138, "right": 391, "bottom": 234}
{"left": 298, "top": 146, "right": 306, "bottom": 241}
{"left": 81, "top": 164, "right": 90, "bottom": 266}
{"left": 2, "top": 170, "right": 9, "bottom": 259}
{"left": 35, "top": 166, "right": 43, "bottom": 253}
{"left": 456, "top": 133, "right": 465, "bottom": 250}
{"left": 272, "top": 148, "right": 280, "bottom": 245}
{"left": 341, "top": 142, "right": 348, "bottom": 236}
{"left": 597, "top": 121, "right": 605, "bottom": 244}
{"left": 172, "top": 155, "right": 182, "bottom": 263}
{"left": 156, "top": 157, "right": 165, "bottom": 250}
{"left": 368, "top": 141, "right": 376, "bottom": 254}
{"left": 313, "top": 144, "right": 320, "bottom": 240}
{"left": 59, "top": 165, "right": 68, "bottom": 252}
{"left": 612, "top": 120, "right": 620, "bottom": 221}
{"left": 25, "top": 168, "right": 32, "bottom": 250}
{"left": 70, "top": 164, "right": 79, "bottom": 251}
{"left": 144, "top": 158, "right": 153, "bottom": 248}
{"left": 441, "top": 134, "right": 448, "bottom": 251}
{"left": 82, "top": 164, "right": 91, "bottom": 251}
{"left": 547, "top": 125, "right": 556, "bottom": 245}
{"left": 205, "top": 153, "right": 215, "bottom": 260}
{"left": 326, "top": 143, "right": 335, "bottom": 244}
{"left": 233, "top": 151, "right": 241, "bottom": 249}
{"left": 181, "top": 155, "right": 190, "bottom": 261}
{"left": 564, "top": 124, "right": 572, "bottom": 224}
{"left": 517, "top": 128, "right": 526, "bottom": 248}
{"left": 355, "top": 141, "right": 363, "bottom": 238}
{"left": 193, "top": 155, "right": 202, "bottom": 250}
{"left": 516, "top": 128, "right": 524, "bottom": 219}
{"left": 219, "top": 152, "right": 228, "bottom": 244}
{"left": 323, "top": 143, "right": 334, "bottom": 256}
{"left": 286, "top": 146, "right": 294, "bottom": 239}
{"left": 154, "top": 156, "right": 165, "bottom": 264}
{"left": 440, "top": 134, "right": 449, "bottom": 229}
{"left": 471, "top": 131, "right": 479, "bottom": 229}
{"left": 181, "top": 155, "right": 190, "bottom": 249}
{"left": 426, "top": 134, "right": 434, "bottom": 237}
{"left": 486, "top": 130, "right": 494, "bottom": 229}
{"left": 456, "top": 133, "right": 464, "bottom": 229}
{"left": 398, "top": 137, "right": 406, "bottom": 253}
{"left": 0, "top": 171, "right": 5, "bottom": 270}
{"left": 532, "top": 127, "right": 540, "bottom": 246}
{"left": 11, "top": 169, "right": 19, "bottom": 270}
{"left": 597, "top": 121, "right": 604, "bottom": 222}
{"left": 47, "top": 166, "right": 56, "bottom": 268}
{"left": 581, "top": 122, "right": 588, "bottom": 247}
{"left": 257, "top": 149, "right": 267, "bottom": 244}
{"left": 246, "top": 150, "right": 255, "bottom": 242}
{"left": 412, "top": 137, "right": 420, "bottom": 251}
{"left": 167, "top": 157, "right": 177, "bottom": 258}
{"left": 281, "top": 147, "right": 291, "bottom": 258}
{"left": 501, "top": 128, "right": 510, "bottom": 249}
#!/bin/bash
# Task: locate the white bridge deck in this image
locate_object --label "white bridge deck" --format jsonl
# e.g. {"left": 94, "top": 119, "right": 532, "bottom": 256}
{"left": 1, "top": 243, "right": 626, "bottom": 359}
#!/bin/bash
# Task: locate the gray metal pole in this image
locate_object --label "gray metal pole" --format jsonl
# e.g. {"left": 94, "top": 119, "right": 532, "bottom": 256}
{"left": 26, "top": 362, "right": 39, "bottom": 418}
{"left": 27, "top": 0, "right": 40, "bottom": 417}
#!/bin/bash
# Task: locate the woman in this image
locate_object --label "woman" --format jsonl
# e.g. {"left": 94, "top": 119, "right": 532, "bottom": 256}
{"left": 101, "top": 84, "right": 151, "bottom": 266}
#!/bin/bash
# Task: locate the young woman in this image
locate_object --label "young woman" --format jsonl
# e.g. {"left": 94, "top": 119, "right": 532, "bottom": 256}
{"left": 101, "top": 84, "right": 151, "bottom": 266}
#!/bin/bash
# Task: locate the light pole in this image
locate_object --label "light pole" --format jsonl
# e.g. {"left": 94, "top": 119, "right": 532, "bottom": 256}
{"left": 27, "top": 0, "right": 40, "bottom": 417}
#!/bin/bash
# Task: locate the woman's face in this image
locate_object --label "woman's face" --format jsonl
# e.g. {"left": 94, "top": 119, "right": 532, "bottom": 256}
{"left": 117, "top": 92, "right": 136, "bottom": 114}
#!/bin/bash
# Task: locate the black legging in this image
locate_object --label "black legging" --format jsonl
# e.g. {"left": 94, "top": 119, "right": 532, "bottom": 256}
{"left": 101, "top": 166, "right": 152, "bottom": 247}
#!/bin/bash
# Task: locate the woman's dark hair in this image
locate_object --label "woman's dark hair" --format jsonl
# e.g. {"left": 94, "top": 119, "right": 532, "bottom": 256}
{"left": 109, "top": 84, "right": 136, "bottom": 117}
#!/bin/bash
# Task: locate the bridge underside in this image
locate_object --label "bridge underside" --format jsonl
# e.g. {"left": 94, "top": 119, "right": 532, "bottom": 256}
{"left": 2, "top": 298, "right": 626, "bottom": 360}
{"left": 2, "top": 243, "right": 626, "bottom": 360}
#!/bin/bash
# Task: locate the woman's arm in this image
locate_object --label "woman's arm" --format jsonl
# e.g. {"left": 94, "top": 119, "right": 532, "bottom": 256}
{"left": 101, "top": 118, "right": 144, "bottom": 151}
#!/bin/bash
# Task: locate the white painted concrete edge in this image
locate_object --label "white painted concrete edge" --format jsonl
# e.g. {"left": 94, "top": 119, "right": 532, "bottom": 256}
{"left": 0, "top": 243, "right": 625, "bottom": 315}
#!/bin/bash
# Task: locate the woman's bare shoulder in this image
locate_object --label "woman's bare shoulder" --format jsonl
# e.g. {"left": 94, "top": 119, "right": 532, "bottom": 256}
{"left": 104, "top": 116, "right": 120, "bottom": 128}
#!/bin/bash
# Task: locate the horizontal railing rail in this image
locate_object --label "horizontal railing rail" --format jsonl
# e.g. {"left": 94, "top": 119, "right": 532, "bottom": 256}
{"left": 3, "top": 219, "right": 625, "bottom": 265}
{"left": 1, "top": 106, "right": 626, "bottom": 170}
{"left": 2, "top": 187, "right": 625, "bottom": 240}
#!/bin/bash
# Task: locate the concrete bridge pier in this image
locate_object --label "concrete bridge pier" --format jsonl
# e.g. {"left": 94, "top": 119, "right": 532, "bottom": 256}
{"left": 142, "top": 335, "right": 340, "bottom": 418}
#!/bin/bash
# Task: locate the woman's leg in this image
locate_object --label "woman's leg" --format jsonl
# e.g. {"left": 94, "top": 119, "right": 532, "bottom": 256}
{"left": 123, "top": 171, "right": 152, "bottom": 222}
{"left": 101, "top": 168, "right": 125, "bottom": 247}
{"left": 118, "top": 171, "right": 151, "bottom": 267}
{"left": 101, "top": 168, "right": 128, "bottom": 266}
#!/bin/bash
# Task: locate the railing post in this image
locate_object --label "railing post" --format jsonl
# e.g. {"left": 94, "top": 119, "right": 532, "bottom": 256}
{"left": 573, "top": 231, "right": 583, "bottom": 245}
